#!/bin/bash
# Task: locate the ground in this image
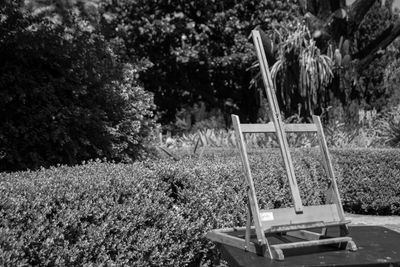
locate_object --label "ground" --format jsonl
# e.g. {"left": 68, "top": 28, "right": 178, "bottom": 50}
{"left": 346, "top": 212, "right": 400, "bottom": 232}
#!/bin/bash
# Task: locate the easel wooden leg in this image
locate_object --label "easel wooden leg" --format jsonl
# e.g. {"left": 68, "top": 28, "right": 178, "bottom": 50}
{"left": 338, "top": 239, "right": 357, "bottom": 251}
{"left": 346, "top": 240, "right": 357, "bottom": 251}
{"left": 271, "top": 247, "right": 285, "bottom": 261}
{"left": 245, "top": 201, "right": 252, "bottom": 251}
{"left": 322, "top": 227, "right": 328, "bottom": 236}
{"left": 340, "top": 224, "right": 349, "bottom": 236}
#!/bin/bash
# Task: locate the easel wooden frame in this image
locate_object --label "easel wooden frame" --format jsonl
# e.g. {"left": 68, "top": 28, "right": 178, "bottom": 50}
{"left": 206, "top": 29, "right": 357, "bottom": 260}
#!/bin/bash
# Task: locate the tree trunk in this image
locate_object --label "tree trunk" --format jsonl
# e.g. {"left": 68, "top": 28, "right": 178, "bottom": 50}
{"left": 347, "top": 0, "right": 377, "bottom": 35}
{"left": 355, "top": 20, "right": 400, "bottom": 68}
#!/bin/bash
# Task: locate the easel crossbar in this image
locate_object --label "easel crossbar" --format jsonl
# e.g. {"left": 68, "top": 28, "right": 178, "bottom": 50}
{"left": 240, "top": 123, "right": 318, "bottom": 133}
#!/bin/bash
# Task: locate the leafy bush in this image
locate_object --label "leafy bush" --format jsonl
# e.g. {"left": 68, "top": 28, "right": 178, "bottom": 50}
{"left": 327, "top": 105, "right": 400, "bottom": 149}
{"left": 1, "top": 148, "right": 400, "bottom": 265}
{"left": 0, "top": 2, "right": 155, "bottom": 171}
{"left": 374, "top": 105, "right": 400, "bottom": 147}
{"left": 162, "top": 126, "right": 314, "bottom": 150}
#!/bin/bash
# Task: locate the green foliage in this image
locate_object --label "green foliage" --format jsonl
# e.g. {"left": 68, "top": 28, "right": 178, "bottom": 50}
{"left": 374, "top": 105, "right": 400, "bottom": 147}
{"left": 355, "top": 0, "right": 395, "bottom": 53}
{"left": 99, "top": 0, "right": 300, "bottom": 123}
{"left": 350, "top": 1, "right": 399, "bottom": 112}
{"left": 163, "top": 126, "right": 313, "bottom": 150}
{"left": 383, "top": 55, "right": 400, "bottom": 106}
{"left": 0, "top": 2, "right": 155, "bottom": 171}
{"left": 268, "top": 23, "right": 334, "bottom": 117}
{"left": 325, "top": 105, "right": 400, "bottom": 149}
{"left": 2, "top": 148, "right": 400, "bottom": 265}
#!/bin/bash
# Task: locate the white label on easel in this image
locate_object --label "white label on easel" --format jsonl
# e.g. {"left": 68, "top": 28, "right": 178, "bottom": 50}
{"left": 260, "top": 211, "right": 274, "bottom": 221}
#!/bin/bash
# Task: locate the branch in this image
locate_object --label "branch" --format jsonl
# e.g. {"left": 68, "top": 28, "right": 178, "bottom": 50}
{"left": 298, "top": 0, "right": 319, "bottom": 16}
{"left": 316, "top": 0, "right": 335, "bottom": 20}
{"left": 302, "top": 0, "right": 375, "bottom": 42}
{"left": 347, "top": 0, "right": 378, "bottom": 35}
{"left": 298, "top": 0, "right": 307, "bottom": 15}
{"left": 304, "top": 12, "right": 325, "bottom": 30}
{"left": 304, "top": 12, "right": 331, "bottom": 40}
{"left": 355, "top": 20, "right": 400, "bottom": 68}
{"left": 300, "top": 0, "right": 346, "bottom": 19}
{"left": 257, "top": 28, "right": 276, "bottom": 65}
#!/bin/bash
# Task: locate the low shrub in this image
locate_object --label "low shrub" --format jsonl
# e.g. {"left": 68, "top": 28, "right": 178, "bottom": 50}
{"left": 1, "top": 148, "right": 400, "bottom": 265}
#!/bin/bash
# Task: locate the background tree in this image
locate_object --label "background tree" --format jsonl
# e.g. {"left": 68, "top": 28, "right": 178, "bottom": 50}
{"left": 0, "top": 1, "right": 155, "bottom": 171}
{"left": 99, "top": 0, "right": 300, "bottom": 126}
{"left": 97, "top": 0, "right": 400, "bottom": 126}
{"left": 262, "top": 0, "right": 400, "bottom": 120}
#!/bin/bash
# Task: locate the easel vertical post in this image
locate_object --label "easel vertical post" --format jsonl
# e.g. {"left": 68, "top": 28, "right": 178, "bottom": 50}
{"left": 252, "top": 30, "right": 303, "bottom": 214}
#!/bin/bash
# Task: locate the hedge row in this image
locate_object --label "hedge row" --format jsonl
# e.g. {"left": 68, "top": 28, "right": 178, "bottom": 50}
{"left": 1, "top": 148, "right": 400, "bottom": 266}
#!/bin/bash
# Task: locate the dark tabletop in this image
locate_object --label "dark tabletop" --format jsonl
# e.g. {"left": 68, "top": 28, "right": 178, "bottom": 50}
{"left": 218, "top": 226, "right": 400, "bottom": 267}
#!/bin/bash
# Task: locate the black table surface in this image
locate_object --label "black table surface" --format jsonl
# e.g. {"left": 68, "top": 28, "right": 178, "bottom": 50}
{"left": 218, "top": 226, "right": 400, "bottom": 267}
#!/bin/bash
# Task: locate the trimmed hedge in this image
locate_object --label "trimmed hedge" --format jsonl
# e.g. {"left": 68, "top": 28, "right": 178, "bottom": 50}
{"left": 333, "top": 149, "right": 400, "bottom": 215}
{"left": 1, "top": 148, "right": 400, "bottom": 265}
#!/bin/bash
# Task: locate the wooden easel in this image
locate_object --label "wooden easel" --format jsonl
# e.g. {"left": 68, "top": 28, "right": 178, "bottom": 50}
{"left": 206, "top": 29, "right": 357, "bottom": 260}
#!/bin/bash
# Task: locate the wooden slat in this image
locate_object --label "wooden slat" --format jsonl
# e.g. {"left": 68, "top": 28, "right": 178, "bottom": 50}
{"left": 269, "top": 222, "right": 326, "bottom": 233}
{"left": 240, "top": 123, "right": 317, "bottom": 133}
{"left": 240, "top": 123, "right": 275, "bottom": 133}
{"left": 206, "top": 231, "right": 256, "bottom": 253}
{"left": 252, "top": 30, "right": 303, "bottom": 213}
{"left": 260, "top": 204, "right": 346, "bottom": 232}
{"left": 285, "top": 230, "right": 324, "bottom": 241}
{"left": 285, "top": 123, "right": 317, "bottom": 132}
{"left": 268, "top": 220, "right": 350, "bottom": 233}
{"left": 271, "top": 236, "right": 352, "bottom": 250}
{"left": 206, "top": 230, "right": 269, "bottom": 257}
{"left": 271, "top": 236, "right": 356, "bottom": 260}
